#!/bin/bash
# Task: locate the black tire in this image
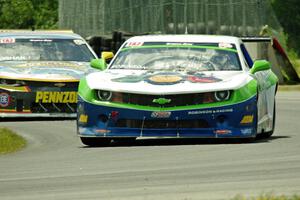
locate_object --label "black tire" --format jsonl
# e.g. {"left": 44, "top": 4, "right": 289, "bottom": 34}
{"left": 80, "top": 137, "right": 111, "bottom": 147}
{"left": 239, "top": 137, "right": 256, "bottom": 143}
{"left": 258, "top": 101, "right": 276, "bottom": 139}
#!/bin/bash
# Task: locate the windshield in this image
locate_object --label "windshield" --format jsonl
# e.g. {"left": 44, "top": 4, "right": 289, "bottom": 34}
{"left": 0, "top": 38, "right": 95, "bottom": 62}
{"left": 111, "top": 43, "right": 242, "bottom": 71}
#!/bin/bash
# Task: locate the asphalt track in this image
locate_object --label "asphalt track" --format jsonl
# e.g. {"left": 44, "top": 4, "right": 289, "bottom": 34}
{"left": 0, "top": 91, "right": 300, "bottom": 200}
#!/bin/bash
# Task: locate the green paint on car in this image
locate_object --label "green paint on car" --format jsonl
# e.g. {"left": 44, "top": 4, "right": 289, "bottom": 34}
{"left": 78, "top": 79, "right": 258, "bottom": 111}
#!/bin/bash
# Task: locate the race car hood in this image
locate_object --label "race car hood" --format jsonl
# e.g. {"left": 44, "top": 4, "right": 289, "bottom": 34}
{"left": 86, "top": 69, "right": 254, "bottom": 94}
{"left": 0, "top": 61, "right": 94, "bottom": 81}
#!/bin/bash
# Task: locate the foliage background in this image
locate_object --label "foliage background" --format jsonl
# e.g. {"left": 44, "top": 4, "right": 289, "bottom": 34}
{"left": 270, "top": 0, "right": 300, "bottom": 76}
{"left": 0, "top": 0, "right": 58, "bottom": 29}
{"left": 0, "top": 0, "right": 299, "bottom": 61}
{"left": 271, "top": 0, "right": 300, "bottom": 55}
{"left": 0, "top": 0, "right": 298, "bottom": 47}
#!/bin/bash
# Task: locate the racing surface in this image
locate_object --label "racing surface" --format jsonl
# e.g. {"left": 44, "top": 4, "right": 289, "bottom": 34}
{"left": 0, "top": 91, "right": 299, "bottom": 200}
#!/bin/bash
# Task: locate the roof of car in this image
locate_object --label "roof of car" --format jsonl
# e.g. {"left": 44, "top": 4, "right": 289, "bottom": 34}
{"left": 126, "top": 34, "right": 242, "bottom": 44}
{"left": 0, "top": 30, "right": 83, "bottom": 39}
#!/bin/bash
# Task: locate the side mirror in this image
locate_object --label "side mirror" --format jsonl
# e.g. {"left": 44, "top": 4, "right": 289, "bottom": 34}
{"left": 101, "top": 51, "right": 114, "bottom": 61}
{"left": 90, "top": 59, "right": 107, "bottom": 70}
{"left": 250, "top": 60, "right": 271, "bottom": 74}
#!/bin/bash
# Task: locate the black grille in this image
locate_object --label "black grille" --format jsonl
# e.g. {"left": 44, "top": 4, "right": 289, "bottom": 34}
{"left": 116, "top": 119, "right": 210, "bottom": 129}
{"left": 16, "top": 99, "right": 23, "bottom": 112}
{"left": 28, "top": 81, "right": 78, "bottom": 88}
{"left": 110, "top": 92, "right": 215, "bottom": 107}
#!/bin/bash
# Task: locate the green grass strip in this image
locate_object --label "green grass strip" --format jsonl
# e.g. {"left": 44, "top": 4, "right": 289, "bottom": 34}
{"left": 278, "top": 84, "right": 300, "bottom": 91}
{"left": 0, "top": 127, "right": 26, "bottom": 154}
{"left": 232, "top": 194, "right": 300, "bottom": 200}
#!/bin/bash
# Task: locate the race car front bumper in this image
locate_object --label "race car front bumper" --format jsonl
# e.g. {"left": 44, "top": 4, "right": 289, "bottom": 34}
{"left": 77, "top": 95, "right": 258, "bottom": 138}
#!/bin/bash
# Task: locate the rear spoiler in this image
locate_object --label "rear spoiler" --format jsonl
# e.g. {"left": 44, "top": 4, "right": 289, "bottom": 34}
{"left": 241, "top": 36, "right": 299, "bottom": 82}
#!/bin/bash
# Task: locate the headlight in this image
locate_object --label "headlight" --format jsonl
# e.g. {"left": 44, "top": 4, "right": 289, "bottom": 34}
{"left": 96, "top": 90, "right": 112, "bottom": 101}
{"left": 214, "top": 91, "right": 230, "bottom": 101}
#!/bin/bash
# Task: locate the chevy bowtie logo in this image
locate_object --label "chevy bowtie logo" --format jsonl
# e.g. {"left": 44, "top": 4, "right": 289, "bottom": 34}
{"left": 152, "top": 98, "right": 171, "bottom": 105}
{"left": 54, "top": 83, "right": 66, "bottom": 87}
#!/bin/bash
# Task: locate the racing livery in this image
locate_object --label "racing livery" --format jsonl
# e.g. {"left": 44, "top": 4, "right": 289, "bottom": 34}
{"left": 77, "top": 35, "right": 278, "bottom": 145}
{"left": 0, "top": 31, "right": 97, "bottom": 117}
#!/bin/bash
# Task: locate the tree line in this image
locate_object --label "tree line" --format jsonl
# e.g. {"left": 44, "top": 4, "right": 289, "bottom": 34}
{"left": 0, "top": 0, "right": 58, "bottom": 29}
{"left": 0, "top": 0, "right": 299, "bottom": 55}
{"left": 271, "top": 0, "right": 300, "bottom": 55}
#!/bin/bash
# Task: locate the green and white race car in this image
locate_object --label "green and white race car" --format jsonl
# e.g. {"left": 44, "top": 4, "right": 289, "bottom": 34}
{"left": 77, "top": 35, "right": 278, "bottom": 146}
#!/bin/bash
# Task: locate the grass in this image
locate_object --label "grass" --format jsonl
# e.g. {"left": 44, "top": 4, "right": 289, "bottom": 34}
{"left": 0, "top": 127, "right": 26, "bottom": 154}
{"left": 286, "top": 48, "right": 300, "bottom": 79}
{"left": 232, "top": 194, "right": 300, "bottom": 200}
{"left": 290, "top": 59, "right": 300, "bottom": 78}
{"left": 278, "top": 84, "right": 300, "bottom": 91}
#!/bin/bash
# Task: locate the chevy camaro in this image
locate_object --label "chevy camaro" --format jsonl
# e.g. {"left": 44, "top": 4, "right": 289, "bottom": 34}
{"left": 0, "top": 30, "right": 97, "bottom": 117}
{"left": 77, "top": 35, "right": 278, "bottom": 146}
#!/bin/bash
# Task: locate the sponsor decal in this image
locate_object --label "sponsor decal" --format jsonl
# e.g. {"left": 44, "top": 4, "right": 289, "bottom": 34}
{"left": 188, "top": 108, "right": 233, "bottom": 115}
{"left": 214, "top": 129, "right": 232, "bottom": 135}
{"left": 95, "top": 129, "right": 111, "bottom": 134}
{"left": 0, "top": 92, "right": 10, "bottom": 107}
{"left": 187, "top": 74, "right": 222, "bottom": 83}
{"left": 113, "top": 64, "right": 146, "bottom": 69}
{"left": 110, "top": 111, "right": 119, "bottom": 119}
{"left": 166, "top": 42, "right": 193, "bottom": 46}
{"left": 111, "top": 71, "right": 222, "bottom": 85}
{"left": 126, "top": 41, "right": 143, "bottom": 47}
{"left": 16, "top": 61, "right": 84, "bottom": 69}
{"left": 35, "top": 91, "right": 77, "bottom": 103}
{"left": 240, "top": 115, "right": 254, "bottom": 124}
{"left": 147, "top": 74, "right": 183, "bottom": 85}
{"left": 0, "top": 38, "right": 15, "bottom": 44}
{"left": 218, "top": 43, "right": 233, "bottom": 49}
{"left": 0, "top": 108, "right": 31, "bottom": 113}
{"left": 79, "top": 114, "right": 88, "bottom": 123}
{"left": 30, "top": 39, "right": 52, "bottom": 42}
{"left": 0, "top": 56, "right": 27, "bottom": 61}
{"left": 241, "top": 128, "right": 253, "bottom": 135}
{"left": 73, "top": 39, "right": 85, "bottom": 45}
{"left": 151, "top": 111, "right": 171, "bottom": 118}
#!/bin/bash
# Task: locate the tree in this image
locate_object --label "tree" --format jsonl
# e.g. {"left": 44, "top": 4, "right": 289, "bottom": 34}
{"left": 0, "top": 0, "right": 58, "bottom": 29}
{"left": 0, "top": 0, "right": 34, "bottom": 29}
{"left": 31, "top": 0, "right": 58, "bottom": 29}
{"left": 271, "top": 0, "right": 300, "bottom": 55}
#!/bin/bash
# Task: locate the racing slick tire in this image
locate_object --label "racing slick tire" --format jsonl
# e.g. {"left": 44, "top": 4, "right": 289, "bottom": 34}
{"left": 80, "top": 137, "right": 111, "bottom": 147}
